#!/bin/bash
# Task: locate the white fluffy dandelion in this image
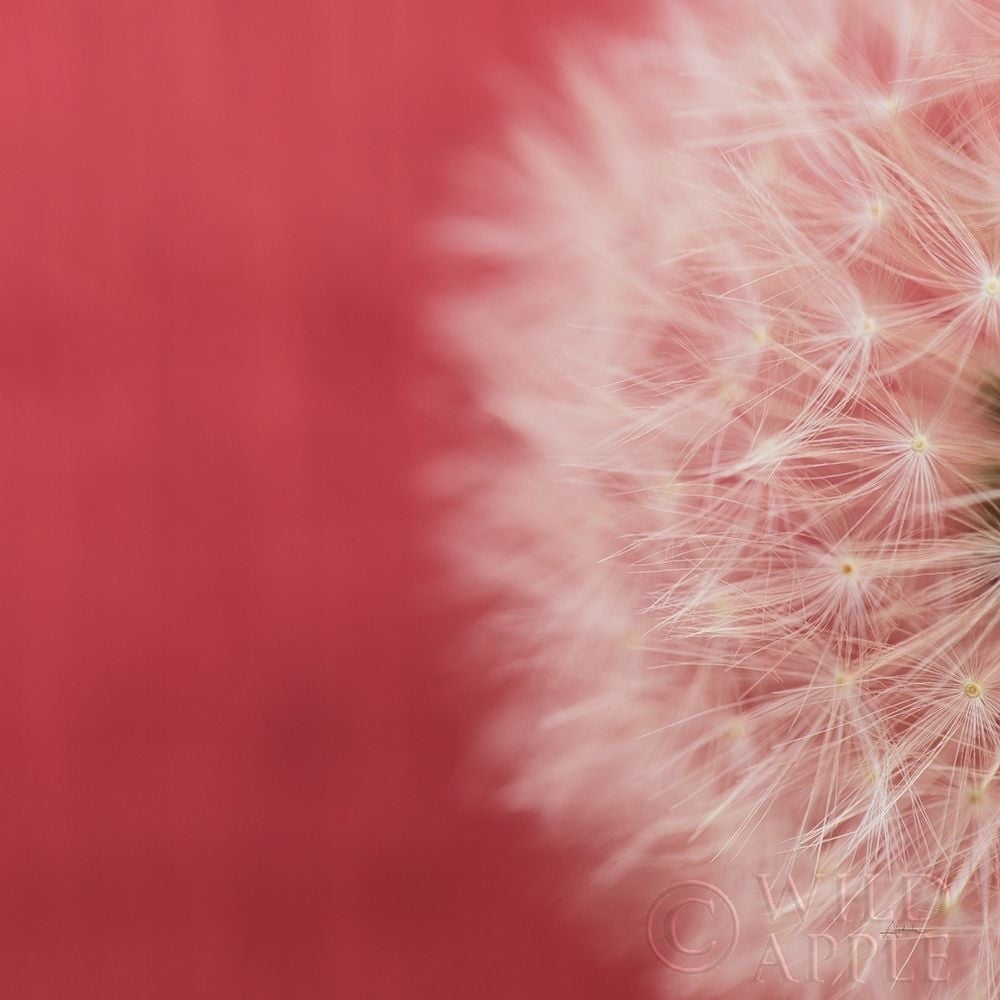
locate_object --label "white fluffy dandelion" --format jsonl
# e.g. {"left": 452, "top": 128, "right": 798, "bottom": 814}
{"left": 438, "top": 0, "right": 1000, "bottom": 994}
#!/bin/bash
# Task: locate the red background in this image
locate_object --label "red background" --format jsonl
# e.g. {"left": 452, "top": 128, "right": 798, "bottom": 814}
{"left": 0, "top": 1, "right": 650, "bottom": 996}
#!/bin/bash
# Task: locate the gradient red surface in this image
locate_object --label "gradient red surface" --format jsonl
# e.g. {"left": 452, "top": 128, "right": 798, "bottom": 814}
{"left": 0, "top": 1, "right": 650, "bottom": 997}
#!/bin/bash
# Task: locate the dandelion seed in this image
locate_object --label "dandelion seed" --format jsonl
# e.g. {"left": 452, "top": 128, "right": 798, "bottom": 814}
{"left": 857, "top": 315, "right": 877, "bottom": 339}
{"left": 964, "top": 680, "right": 983, "bottom": 700}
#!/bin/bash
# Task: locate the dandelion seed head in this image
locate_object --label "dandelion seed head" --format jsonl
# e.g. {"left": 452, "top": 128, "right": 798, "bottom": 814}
{"left": 438, "top": 0, "right": 1000, "bottom": 993}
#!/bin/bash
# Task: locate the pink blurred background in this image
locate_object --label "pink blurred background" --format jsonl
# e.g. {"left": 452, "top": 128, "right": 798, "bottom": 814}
{"left": 0, "top": 0, "right": 653, "bottom": 996}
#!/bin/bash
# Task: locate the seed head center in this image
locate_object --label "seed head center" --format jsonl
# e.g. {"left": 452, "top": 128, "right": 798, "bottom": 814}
{"left": 858, "top": 316, "right": 877, "bottom": 338}
{"left": 964, "top": 680, "right": 983, "bottom": 700}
